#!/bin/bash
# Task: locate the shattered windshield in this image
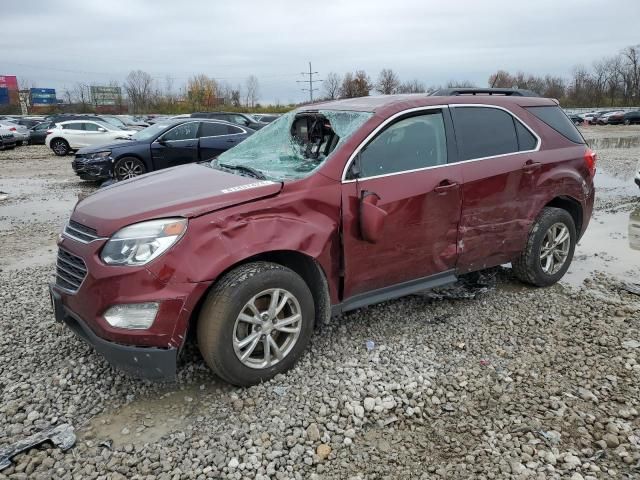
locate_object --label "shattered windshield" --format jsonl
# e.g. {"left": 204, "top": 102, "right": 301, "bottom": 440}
{"left": 210, "top": 110, "right": 372, "bottom": 181}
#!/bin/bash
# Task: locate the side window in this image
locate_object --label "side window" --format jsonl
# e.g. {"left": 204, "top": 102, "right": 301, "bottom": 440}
{"left": 83, "top": 122, "right": 100, "bottom": 132}
{"left": 230, "top": 115, "right": 250, "bottom": 126}
{"left": 163, "top": 122, "right": 198, "bottom": 141}
{"left": 199, "top": 122, "right": 228, "bottom": 137}
{"left": 525, "top": 106, "right": 585, "bottom": 144}
{"left": 452, "top": 107, "right": 519, "bottom": 161}
{"left": 358, "top": 111, "right": 448, "bottom": 178}
{"left": 515, "top": 120, "right": 537, "bottom": 151}
{"left": 62, "top": 123, "right": 83, "bottom": 131}
{"left": 36, "top": 123, "right": 50, "bottom": 131}
{"left": 227, "top": 125, "right": 244, "bottom": 135}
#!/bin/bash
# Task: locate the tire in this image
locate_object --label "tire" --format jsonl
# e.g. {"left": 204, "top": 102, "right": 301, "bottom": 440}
{"left": 197, "top": 262, "right": 315, "bottom": 386}
{"left": 50, "top": 138, "right": 70, "bottom": 156}
{"left": 114, "top": 157, "right": 146, "bottom": 181}
{"left": 512, "top": 207, "right": 576, "bottom": 287}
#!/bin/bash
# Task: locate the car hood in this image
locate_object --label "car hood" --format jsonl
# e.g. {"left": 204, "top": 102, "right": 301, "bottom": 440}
{"left": 76, "top": 139, "right": 147, "bottom": 154}
{"left": 71, "top": 163, "right": 282, "bottom": 235}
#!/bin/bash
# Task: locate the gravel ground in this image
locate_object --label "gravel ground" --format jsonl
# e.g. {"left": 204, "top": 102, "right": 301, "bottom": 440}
{"left": 0, "top": 128, "right": 639, "bottom": 479}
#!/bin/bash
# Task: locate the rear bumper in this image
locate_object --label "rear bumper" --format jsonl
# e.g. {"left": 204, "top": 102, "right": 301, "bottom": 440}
{"left": 50, "top": 285, "right": 177, "bottom": 379}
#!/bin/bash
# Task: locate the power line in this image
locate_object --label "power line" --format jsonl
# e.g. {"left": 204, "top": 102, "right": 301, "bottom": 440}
{"left": 297, "top": 61, "right": 322, "bottom": 103}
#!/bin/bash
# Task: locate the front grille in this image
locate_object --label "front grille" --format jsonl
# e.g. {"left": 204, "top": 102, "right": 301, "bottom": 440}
{"left": 56, "top": 248, "right": 87, "bottom": 293}
{"left": 64, "top": 220, "right": 99, "bottom": 243}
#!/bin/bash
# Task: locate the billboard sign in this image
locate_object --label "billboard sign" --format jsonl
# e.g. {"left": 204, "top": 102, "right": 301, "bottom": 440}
{"left": 91, "top": 85, "right": 121, "bottom": 106}
{"left": 0, "top": 75, "right": 19, "bottom": 91}
{"left": 30, "top": 88, "right": 57, "bottom": 105}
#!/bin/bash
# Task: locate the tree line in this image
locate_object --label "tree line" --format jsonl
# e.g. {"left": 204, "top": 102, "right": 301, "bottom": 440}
{"left": 323, "top": 44, "right": 640, "bottom": 107}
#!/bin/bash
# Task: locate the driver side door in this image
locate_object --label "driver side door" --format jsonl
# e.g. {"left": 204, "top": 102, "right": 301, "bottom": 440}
{"left": 341, "top": 108, "right": 462, "bottom": 301}
{"left": 151, "top": 121, "right": 200, "bottom": 170}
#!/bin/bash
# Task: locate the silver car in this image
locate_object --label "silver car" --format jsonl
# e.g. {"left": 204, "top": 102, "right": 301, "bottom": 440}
{"left": 0, "top": 120, "right": 30, "bottom": 145}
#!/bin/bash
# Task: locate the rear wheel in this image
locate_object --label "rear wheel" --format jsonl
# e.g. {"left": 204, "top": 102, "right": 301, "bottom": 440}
{"left": 197, "top": 262, "right": 315, "bottom": 386}
{"left": 51, "top": 138, "right": 70, "bottom": 156}
{"left": 114, "top": 157, "right": 146, "bottom": 181}
{"left": 512, "top": 207, "right": 576, "bottom": 287}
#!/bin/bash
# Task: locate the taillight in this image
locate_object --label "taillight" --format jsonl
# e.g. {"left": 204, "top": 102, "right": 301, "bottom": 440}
{"left": 584, "top": 148, "right": 597, "bottom": 177}
{"left": 46, "top": 130, "right": 53, "bottom": 135}
{"left": 9, "top": 127, "right": 16, "bottom": 131}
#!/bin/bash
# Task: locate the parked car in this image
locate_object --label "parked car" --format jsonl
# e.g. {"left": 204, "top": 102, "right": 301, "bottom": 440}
{"left": 0, "top": 125, "right": 17, "bottom": 150}
{"left": 28, "top": 121, "right": 53, "bottom": 145}
{"left": 72, "top": 119, "right": 253, "bottom": 181}
{"left": 0, "top": 120, "right": 30, "bottom": 145}
{"left": 116, "top": 115, "right": 149, "bottom": 129}
{"left": 252, "top": 114, "right": 281, "bottom": 123}
{"left": 623, "top": 110, "right": 640, "bottom": 125}
{"left": 50, "top": 90, "right": 595, "bottom": 385}
{"left": 589, "top": 110, "right": 614, "bottom": 124}
{"left": 45, "top": 120, "right": 136, "bottom": 156}
{"left": 597, "top": 110, "right": 625, "bottom": 125}
{"left": 191, "top": 112, "right": 267, "bottom": 130}
{"left": 566, "top": 113, "right": 583, "bottom": 125}
{"left": 13, "top": 117, "right": 43, "bottom": 129}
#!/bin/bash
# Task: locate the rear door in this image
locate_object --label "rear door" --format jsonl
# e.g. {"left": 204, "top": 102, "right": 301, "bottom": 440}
{"left": 61, "top": 122, "right": 85, "bottom": 148}
{"left": 82, "top": 121, "right": 110, "bottom": 146}
{"left": 150, "top": 121, "right": 199, "bottom": 169}
{"left": 450, "top": 105, "right": 541, "bottom": 272}
{"left": 341, "top": 107, "right": 462, "bottom": 299}
{"left": 198, "top": 122, "right": 240, "bottom": 160}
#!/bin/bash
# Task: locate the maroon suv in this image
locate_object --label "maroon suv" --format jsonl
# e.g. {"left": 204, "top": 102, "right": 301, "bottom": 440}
{"left": 50, "top": 89, "right": 596, "bottom": 386}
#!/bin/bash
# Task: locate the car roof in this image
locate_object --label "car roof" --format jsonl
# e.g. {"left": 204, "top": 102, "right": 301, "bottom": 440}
{"left": 306, "top": 94, "right": 557, "bottom": 115}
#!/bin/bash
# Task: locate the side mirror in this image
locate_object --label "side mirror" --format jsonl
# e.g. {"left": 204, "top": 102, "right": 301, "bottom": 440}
{"left": 97, "top": 127, "right": 107, "bottom": 132}
{"left": 359, "top": 191, "right": 387, "bottom": 243}
{"left": 157, "top": 137, "right": 167, "bottom": 145}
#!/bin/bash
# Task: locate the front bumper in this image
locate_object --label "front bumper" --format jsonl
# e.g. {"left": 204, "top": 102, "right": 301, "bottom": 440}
{"left": 51, "top": 285, "right": 177, "bottom": 379}
{"left": 72, "top": 157, "right": 113, "bottom": 180}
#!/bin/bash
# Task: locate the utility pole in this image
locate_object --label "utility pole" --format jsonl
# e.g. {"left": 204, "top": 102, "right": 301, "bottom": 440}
{"left": 297, "top": 61, "right": 321, "bottom": 103}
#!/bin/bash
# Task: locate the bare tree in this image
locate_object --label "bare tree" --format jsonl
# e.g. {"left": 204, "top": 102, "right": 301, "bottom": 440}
{"left": 124, "top": 70, "right": 154, "bottom": 113}
{"left": 340, "top": 71, "right": 372, "bottom": 98}
{"left": 376, "top": 68, "right": 400, "bottom": 95}
{"left": 446, "top": 80, "right": 476, "bottom": 88}
{"left": 397, "top": 79, "right": 426, "bottom": 94}
{"left": 245, "top": 75, "right": 259, "bottom": 108}
{"left": 187, "top": 74, "right": 220, "bottom": 110}
{"left": 323, "top": 72, "right": 341, "bottom": 99}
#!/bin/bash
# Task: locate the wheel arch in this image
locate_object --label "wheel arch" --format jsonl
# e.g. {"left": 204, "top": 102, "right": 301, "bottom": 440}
{"left": 544, "top": 195, "right": 583, "bottom": 237}
{"left": 187, "top": 250, "right": 331, "bottom": 344}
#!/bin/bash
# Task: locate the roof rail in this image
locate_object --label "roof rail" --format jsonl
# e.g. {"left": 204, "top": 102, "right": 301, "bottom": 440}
{"left": 430, "top": 88, "right": 540, "bottom": 97}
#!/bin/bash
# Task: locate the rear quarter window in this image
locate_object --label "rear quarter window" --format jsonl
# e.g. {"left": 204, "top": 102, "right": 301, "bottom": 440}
{"left": 525, "top": 106, "right": 585, "bottom": 144}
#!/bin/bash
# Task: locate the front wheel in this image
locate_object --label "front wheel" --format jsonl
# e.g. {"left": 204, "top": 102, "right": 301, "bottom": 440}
{"left": 512, "top": 207, "right": 576, "bottom": 287}
{"left": 114, "top": 157, "right": 146, "bottom": 181}
{"left": 197, "top": 262, "right": 315, "bottom": 386}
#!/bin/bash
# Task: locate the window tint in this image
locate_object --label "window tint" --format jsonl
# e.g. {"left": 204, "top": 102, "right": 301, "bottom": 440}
{"left": 525, "top": 106, "right": 585, "bottom": 144}
{"left": 227, "top": 125, "right": 244, "bottom": 134}
{"left": 452, "top": 107, "right": 518, "bottom": 160}
{"left": 62, "top": 123, "right": 83, "bottom": 130}
{"left": 83, "top": 122, "right": 101, "bottom": 132}
{"left": 199, "top": 122, "right": 228, "bottom": 137}
{"left": 358, "top": 111, "right": 448, "bottom": 178}
{"left": 515, "top": 120, "right": 537, "bottom": 151}
{"left": 163, "top": 122, "right": 198, "bottom": 141}
{"left": 36, "top": 122, "right": 50, "bottom": 130}
{"left": 230, "top": 115, "right": 250, "bottom": 126}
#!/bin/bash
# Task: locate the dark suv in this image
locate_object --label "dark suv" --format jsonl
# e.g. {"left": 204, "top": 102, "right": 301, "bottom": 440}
{"left": 191, "top": 112, "right": 267, "bottom": 130}
{"left": 50, "top": 89, "right": 595, "bottom": 386}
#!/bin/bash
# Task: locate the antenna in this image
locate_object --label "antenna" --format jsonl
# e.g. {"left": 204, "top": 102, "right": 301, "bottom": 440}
{"left": 297, "top": 62, "right": 322, "bottom": 103}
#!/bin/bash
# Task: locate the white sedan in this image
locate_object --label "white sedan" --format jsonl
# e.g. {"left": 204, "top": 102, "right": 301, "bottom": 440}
{"left": 45, "top": 120, "right": 136, "bottom": 156}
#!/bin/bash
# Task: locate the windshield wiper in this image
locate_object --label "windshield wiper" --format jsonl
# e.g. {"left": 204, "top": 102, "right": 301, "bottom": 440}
{"left": 216, "top": 162, "right": 266, "bottom": 180}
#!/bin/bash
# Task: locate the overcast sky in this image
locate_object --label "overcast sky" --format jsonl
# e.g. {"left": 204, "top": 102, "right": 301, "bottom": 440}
{"left": 2, "top": 0, "right": 639, "bottom": 104}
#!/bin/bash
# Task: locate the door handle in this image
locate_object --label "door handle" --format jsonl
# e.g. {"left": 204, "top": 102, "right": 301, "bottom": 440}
{"left": 226, "top": 139, "right": 236, "bottom": 143}
{"left": 522, "top": 160, "right": 542, "bottom": 173}
{"left": 434, "top": 180, "right": 459, "bottom": 194}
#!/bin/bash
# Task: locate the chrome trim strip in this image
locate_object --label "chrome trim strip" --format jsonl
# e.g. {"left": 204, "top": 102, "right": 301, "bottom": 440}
{"left": 63, "top": 224, "right": 107, "bottom": 244}
{"left": 341, "top": 103, "right": 541, "bottom": 183}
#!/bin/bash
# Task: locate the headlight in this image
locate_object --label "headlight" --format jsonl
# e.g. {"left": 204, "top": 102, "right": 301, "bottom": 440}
{"left": 88, "top": 151, "right": 111, "bottom": 160}
{"left": 101, "top": 218, "right": 187, "bottom": 266}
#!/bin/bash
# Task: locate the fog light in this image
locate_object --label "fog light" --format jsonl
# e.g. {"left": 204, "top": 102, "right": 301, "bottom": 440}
{"left": 103, "top": 302, "right": 159, "bottom": 329}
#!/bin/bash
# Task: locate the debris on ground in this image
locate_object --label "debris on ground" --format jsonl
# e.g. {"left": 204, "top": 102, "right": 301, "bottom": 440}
{"left": 416, "top": 268, "right": 499, "bottom": 300}
{"left": 0, "top": 424, "right": 76, "bottom": 470}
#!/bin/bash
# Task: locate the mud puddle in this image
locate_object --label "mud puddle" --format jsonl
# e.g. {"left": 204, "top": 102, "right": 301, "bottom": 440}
{"left": 80, "top": 381, "right": 231, "bottom": 448}
{"left": 594, "top": 170, "right": 638, "bottom": 198}
{"left": 564, "top": 205, "right": 640, "bottom": 287}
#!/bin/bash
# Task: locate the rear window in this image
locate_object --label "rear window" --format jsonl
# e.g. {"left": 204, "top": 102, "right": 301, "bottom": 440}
{"left": 525, "top": 106, "right": 585, "bottom": 144}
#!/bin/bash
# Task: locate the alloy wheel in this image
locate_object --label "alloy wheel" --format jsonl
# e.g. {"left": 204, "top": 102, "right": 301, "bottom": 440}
{"left": 116, "top": 160, "right": 144, "bottom": 180}
{"left": 539, "top": 222, "right": 571, "bottom": 275}
{"left": 232, "top": 288, "right": 302, "bottom": 369}
{"left": 52, "top": 140, "right": 67, "bottom": 155}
